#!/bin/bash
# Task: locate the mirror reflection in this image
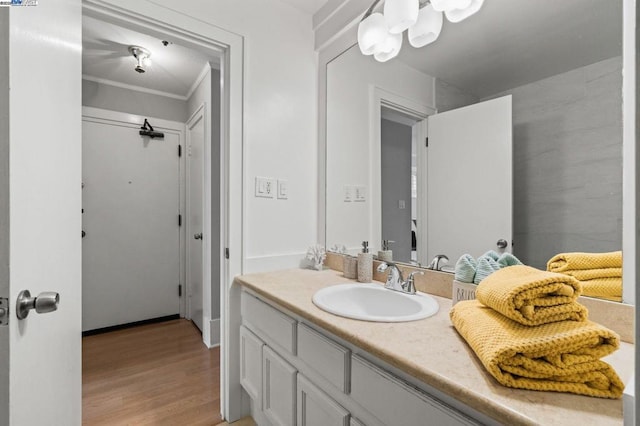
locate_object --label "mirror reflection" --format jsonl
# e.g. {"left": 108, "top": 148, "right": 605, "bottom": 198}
{"left": 325, "top": 0, "right": 624, "bottom": 301}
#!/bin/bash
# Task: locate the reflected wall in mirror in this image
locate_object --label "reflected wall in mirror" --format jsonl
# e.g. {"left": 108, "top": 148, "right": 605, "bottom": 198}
{"left": 325, "top": 0, "right": 624, "bottom": 301}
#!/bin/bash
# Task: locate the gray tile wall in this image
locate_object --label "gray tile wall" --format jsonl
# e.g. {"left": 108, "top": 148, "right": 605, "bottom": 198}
{"left": 436, "top": 56, "right": 623, "bottom": 269}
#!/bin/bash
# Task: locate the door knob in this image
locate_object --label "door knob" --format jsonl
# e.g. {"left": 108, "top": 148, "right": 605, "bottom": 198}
{"left": 16, "top": 290, "right": 60, "bottom": 320}
{"left": 496, "top": 239, "right": 508, "bottom": 249}
{"left": 194, "top": 233, "right": 203, "bottom": 240}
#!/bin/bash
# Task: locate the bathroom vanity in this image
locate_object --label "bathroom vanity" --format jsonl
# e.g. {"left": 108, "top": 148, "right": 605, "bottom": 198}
{"left": 235, "top": 269, "right": 633, "bottom": 426}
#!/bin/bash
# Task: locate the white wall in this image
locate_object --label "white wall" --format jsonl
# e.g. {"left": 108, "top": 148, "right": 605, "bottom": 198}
{"left": 83, "top": 79, "right": 188, "bottom": 122}
{"left": 485, "top": 57, "right": 623, "bottom": 269}
{"left": 100, "top": 0, "right": 319, "bottom": 272}
{"left": 326, "top": 45, "right": 434, "bottom": 253}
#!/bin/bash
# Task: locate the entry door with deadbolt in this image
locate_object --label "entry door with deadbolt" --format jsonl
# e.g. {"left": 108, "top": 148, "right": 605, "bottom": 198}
{"left": 82, "top": 114, "right": 181, "bottom": 331}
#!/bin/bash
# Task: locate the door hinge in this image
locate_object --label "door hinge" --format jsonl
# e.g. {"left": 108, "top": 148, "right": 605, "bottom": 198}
{"left": 178, "top": 214, "right": 182, "bottom": 227}
{"left": 425, "top": 137, "right": 429, "bottom": 147}
{"left": 178, "top": 145, "right": 182, "bottom": 157}
{"left": 0, "top": 298, "right": 9, "bottom": 326}
{"left": 178, "top": 284, "right": 182, "bottom": 297}
{"left": 225, "top": 248, "right": 230, "bottom": 259}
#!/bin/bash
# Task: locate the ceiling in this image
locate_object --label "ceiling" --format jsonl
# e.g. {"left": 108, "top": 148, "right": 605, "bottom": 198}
{"left": 82, "top": 15, "right": 217, "bottom": 100}
{"left": 396, "top": 0, "right": 623, "bottom": 98}
{"left": 280, "top": 0, "right": 329, "bottom": 15}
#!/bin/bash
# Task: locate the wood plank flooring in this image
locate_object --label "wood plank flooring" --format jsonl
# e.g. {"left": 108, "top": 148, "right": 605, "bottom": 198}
{"left": 83, "top": 319, "right": 222, "bottom": 425}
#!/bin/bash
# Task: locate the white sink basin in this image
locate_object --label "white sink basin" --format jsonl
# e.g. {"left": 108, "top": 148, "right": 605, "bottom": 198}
{"left": 312, "top": 283, "right": 439, "bottom": 322}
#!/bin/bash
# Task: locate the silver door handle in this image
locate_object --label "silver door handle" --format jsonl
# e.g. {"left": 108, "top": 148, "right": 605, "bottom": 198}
{"left": 496, "top": 239, "right": 508, "bottom": 249}
{"left": 194, "top": 233, "right": 203, "bottom": 240}
{"left": 16, "top": 290, "right": 60, "bottom": 320}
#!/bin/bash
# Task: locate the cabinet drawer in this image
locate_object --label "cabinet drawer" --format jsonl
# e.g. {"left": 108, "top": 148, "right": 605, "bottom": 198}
{"left": 351, "top": 356, "right": 479, "bottom": 426}
{"left": 240, "top": 326, "right": 264, "bottom": 403}
{"left": 242, "top": 291, "right": 297, "bottom": 355}
{"left": 263, "top": 346, "right": 297, "bottom": 426}
{"left": 298, "top": 323, "right": 350, "bottom": 393}
{"left": 298, "top": 374, "right": 350, "bottom": 426}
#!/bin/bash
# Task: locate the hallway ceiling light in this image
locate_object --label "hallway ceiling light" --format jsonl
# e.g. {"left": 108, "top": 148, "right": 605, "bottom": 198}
{"left": 357, "top": 0, "right": 485, "bottom": 62}
{"left": 128, "top": 45, "right": 152, "bottom": 74}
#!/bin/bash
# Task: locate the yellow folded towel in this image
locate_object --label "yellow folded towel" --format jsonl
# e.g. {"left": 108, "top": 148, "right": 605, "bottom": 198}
{"left": 547, "top": 251, "right": 622, "bottom": 273}
{"left": 476, "top": 265, "right": 587, "bottom": 326}
{"left": 450, "top": 300, "right": 624, "bottom": 398}
{"left": 581, "top": 278, "right": 623, "bottom": 302}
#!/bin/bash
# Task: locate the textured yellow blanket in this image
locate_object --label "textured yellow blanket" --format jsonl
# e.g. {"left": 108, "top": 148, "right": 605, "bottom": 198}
{"left": 450, "top": 300, "right": 624, "bottom": 398}
{"left": 476, "top": 265, "right": 587, "bottom": 326}
{"left": 547, "top": 251, "right": 622, "bottom": 273}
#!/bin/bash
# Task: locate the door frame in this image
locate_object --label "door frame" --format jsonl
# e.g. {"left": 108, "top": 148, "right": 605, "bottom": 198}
{"left": 369, "top": 86, "right": 435, "bottom": 265}
{"left": 185, "top": 103, "right": 206, "bottom": 330}
{"left": 82, "top": 1, "right": 244, "bottom": 420}
{"left": 82, "top": 106, "right": 188, "bottom": 320}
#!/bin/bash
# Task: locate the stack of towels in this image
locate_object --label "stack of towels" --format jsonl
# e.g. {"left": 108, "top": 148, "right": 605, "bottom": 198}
{"left": 547, "top": 251, "right": 623, "bottom": 302}
{"left": 454, "top": 250, "right": 523, "bottom": 284}
{"left": 450, "top": 265, "right": 624, "bottom": 398}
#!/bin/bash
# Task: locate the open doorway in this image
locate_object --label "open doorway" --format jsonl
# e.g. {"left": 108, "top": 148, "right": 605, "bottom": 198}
{"left": 80, "top": 10, "right": 225, "bottom": 424}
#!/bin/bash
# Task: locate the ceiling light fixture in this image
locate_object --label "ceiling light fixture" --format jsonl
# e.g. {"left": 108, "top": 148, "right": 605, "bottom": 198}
{"left": 357, "top": 0, "right": 485, "bottom": 62}
{"left": 128, "top": 45, "right": 152, "bottom": 74}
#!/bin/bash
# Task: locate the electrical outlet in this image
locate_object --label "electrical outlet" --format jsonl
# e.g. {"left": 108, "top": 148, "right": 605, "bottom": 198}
{"left": 277, "top": 179, "right": 288, "bottom": 199}
{"left": 398, "top": 200, "right": 406, "bottom": 209}
{"left": 255, "top": 176, "right": 275, "bottom": 198}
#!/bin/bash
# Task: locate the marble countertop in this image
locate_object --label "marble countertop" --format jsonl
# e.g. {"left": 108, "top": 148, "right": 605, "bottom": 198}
{"left": 235, "top": 268, "right": 634, "bottom": 426}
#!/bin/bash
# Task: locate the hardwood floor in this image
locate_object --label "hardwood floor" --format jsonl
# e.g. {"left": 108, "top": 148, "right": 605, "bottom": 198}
{"left": 83, "top": 319, "right": 222, "bottom": 425}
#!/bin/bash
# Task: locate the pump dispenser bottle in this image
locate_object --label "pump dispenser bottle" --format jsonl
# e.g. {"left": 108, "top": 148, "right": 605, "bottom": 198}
{"left": 357, "top": 241, "right": 373, "bottom": 282}
{"left": 378, "top": 240, "right": 394, "bottom": 262}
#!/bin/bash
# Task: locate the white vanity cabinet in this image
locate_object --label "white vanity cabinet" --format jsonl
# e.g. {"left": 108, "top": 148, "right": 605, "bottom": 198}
{"left": 240, "top": 289, "right": 482, "bottom": 426}
{"left": 263, "top": 346, "right": 297, "bottom": 426}
{"left": 298, "top": 374, "right": 350, "bottom": 426}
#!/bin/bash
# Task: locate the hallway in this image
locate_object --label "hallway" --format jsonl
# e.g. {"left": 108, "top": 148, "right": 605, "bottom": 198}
{"left": 83, "top": 319, "right": 221, "bottom": 425}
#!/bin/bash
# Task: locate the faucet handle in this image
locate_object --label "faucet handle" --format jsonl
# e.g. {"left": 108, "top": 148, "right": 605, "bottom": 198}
{"left": 404, "top": 271, "right": 424, "bottom": 294}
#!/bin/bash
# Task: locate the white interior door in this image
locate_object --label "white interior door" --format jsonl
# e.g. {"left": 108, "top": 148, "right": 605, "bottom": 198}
{"left": 187, "top": 107, "right": 205, "bottom": 332}
{"left": 82, "top": 111, "right": 181, "bottom": 331}
{"left": 426, "top": 96, "right": 513, "bottom": 264}
{"left": 0, "top": 1, "right": 83, "bottom": 424}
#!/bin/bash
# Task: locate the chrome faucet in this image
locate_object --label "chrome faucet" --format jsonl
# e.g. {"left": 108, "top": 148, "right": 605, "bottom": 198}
{"left": 376, "top": 262, "right": 423, "bottom": 295}
{"left": 428, "top": 254, "right": 449, "bottom": 271}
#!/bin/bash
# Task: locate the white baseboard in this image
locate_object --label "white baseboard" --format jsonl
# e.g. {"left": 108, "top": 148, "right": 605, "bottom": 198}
{"left": 209, "top": 318, "right": 221, "bottom": 348}
{"left": 244, "top": 252, "right": 307, "bottom": 274}
{"left": 202, "top": 317, "right": 221, "bottom": 348}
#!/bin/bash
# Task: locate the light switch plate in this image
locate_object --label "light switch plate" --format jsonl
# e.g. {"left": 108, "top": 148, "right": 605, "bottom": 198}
{"left": 343, "top": 185, "right": 352, "bottom": 202}
{"left": 255, "top": 176, "right": 275, "bottom": 198}
{"left": 277, "top": 179, "right": 288, "bottom": 199}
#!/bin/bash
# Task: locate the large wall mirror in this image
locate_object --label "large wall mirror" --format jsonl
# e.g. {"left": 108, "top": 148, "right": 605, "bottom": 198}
{"left": 324, "top": 0, "right": 626, "bottom": 302}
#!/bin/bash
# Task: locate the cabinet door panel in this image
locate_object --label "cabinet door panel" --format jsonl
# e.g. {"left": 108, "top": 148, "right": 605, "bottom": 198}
{"left": 298, "top": 374, "right": 350, "bottom": 426}
{"left": 240, "top": 326, "right": 264, "bottom": 402}
{"left": 243, "top": 291, "right": 297, "bottom": 355}
{"left": 263, "top": 346, "right": 297, "bottom": 426}
{"left": 298, "top": 323, "right": 350, "bottom": 393}
{"left": 351, "top": 356, "right": 478, "bottom": 426}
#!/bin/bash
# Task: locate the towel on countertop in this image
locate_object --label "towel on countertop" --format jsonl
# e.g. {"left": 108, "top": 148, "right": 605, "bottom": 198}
{"left": 454, "top": 254, "right": 477, "bottom": 284}
{"left": 581, "top": 278, "right": 623, "bottom": 302}
{"left": 476, "top": 265, "right": 587, "bottom": 326}
{"left": 473, "top": 255, "right": 501, "bottom": 284}
{"left": 547, "top": 251, "right": 622, "bottom": 302}
{"left": 497, "top": 252, "right": 523, "bottom": 268}
{"left": 449, "top": 300, "right": 624, "bottom": 399}
{"left": 547, "top": 251, "right": 622, "bottom": 273}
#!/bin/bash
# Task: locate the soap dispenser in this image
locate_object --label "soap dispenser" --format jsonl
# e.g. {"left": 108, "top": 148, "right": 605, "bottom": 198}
{"left": 357, "top": 241, "right": 373, "bottom": 283}
{"left": 378, "top": 240, "right": 394, "bottom": 262}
